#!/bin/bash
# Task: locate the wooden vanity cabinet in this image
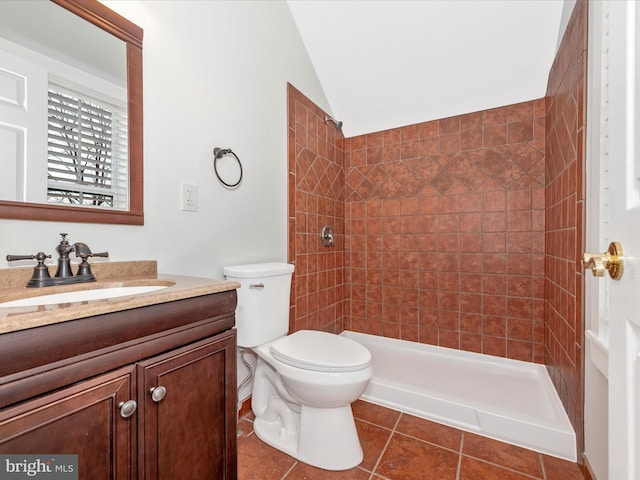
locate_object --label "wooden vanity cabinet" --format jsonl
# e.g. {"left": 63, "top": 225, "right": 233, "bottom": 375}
{"left": 0, "top": 290, "right": 238, "bottom": 480}
{"left": 0, "top": 367, "right": 136, "bottom": 479}
{"left": 138, "top": 332, "right": 236, "bottom": 479}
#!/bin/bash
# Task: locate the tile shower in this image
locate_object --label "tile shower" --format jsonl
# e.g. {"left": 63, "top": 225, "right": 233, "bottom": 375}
{"left": 286, "top": 0, "right": 586, "bottom": 468}
{"left": 343, "top": 98, "right": 546, "bottom": 362}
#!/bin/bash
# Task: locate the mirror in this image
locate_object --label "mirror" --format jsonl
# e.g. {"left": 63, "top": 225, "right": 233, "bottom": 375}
{"left": 0, "top": 0, "right": 143, "bottom": 225}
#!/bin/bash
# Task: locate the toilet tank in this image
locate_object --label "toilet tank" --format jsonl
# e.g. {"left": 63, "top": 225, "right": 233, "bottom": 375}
{"left": 223, "top": 262, "right": 295, "bottom": 348}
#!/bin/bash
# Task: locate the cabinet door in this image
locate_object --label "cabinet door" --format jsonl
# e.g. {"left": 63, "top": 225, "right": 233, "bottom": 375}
{"left": 0, "top": 366, "right": 136, "bottom": 480}
{"left": 138, "top": 330, "right": 237, "bottom": 480}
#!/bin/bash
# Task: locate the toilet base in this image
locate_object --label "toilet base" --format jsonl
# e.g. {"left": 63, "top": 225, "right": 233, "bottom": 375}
{"left": 253, "top": 404, "right": 363, "bottom": 471}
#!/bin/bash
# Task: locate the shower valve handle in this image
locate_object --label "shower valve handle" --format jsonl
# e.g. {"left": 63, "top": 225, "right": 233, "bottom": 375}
{"left": 321, "top": 225, "right": 334, "bottom": 247}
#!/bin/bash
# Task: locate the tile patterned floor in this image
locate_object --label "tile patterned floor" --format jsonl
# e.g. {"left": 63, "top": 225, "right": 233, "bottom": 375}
{"left": 238, "top": 400, "right": 584, "bottom": 480}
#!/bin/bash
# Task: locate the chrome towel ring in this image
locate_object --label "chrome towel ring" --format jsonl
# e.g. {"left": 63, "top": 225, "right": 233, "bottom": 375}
{"left": 213, "top": 147, "right": 243, "bottom": 188}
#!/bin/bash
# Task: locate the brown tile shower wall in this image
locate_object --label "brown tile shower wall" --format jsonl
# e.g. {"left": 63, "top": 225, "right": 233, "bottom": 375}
{"left": 544, "top": 0, "right": 586, "bottom": 461}
{"left": 287, "top": 0, "right": 585, "bottom": 460}
{"left": 287, "top": 84, "right": 347, "bottom": 335}
{"left": 343, "top": 103, "right": 547, "bottom": 362}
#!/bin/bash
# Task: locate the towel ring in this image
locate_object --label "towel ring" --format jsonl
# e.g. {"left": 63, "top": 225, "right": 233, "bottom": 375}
{"left": 213, "top": 147, "right": 243, "bottom": 188}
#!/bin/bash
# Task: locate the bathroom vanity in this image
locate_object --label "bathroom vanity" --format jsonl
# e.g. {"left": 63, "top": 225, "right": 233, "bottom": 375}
{"left": 0, "top": 262, "right": 239, "bottom": 479}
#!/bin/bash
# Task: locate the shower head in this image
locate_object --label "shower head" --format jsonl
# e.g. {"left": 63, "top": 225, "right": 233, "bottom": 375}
{"left": 324, "top": 115, "right": 343, "bottom": 131}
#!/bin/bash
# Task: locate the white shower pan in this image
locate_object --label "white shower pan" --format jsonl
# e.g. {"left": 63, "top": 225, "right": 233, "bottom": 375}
{"left": 342, "top": 331, "right": 576, "bottom": 461}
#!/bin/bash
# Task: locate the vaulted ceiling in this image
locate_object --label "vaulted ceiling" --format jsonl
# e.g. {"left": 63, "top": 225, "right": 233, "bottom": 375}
{"left": 287, "top": 0, "right": 567, "bottom": 137}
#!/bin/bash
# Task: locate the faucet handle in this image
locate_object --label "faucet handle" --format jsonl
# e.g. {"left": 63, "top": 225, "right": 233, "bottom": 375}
{"left": 6, "top": 252, "right": 52, "bottom": 263}
{"left": 73, "top": 242, "right": 109, "bottom": 260}
{"left": 7, "top": 254, "right": 38, "bottom": 262}
{"left": 73, "top": 243, "right": 108, "bottom": 278}
{"left": 6, "top": 252, "right": 52, "bottom": 287}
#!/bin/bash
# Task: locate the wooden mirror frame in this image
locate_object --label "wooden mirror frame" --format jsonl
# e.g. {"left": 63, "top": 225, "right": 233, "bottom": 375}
{"left": 0, "top": 0, "right": 144, "bottom": 225}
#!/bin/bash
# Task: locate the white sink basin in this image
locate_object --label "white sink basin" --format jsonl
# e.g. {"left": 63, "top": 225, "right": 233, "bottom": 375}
{"left": 0, "top": 285, "right": 169, "bottom": 308}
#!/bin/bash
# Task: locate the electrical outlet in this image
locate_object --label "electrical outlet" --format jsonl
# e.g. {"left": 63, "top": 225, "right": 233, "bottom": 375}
{"left": 181, "top": 183, "right": 198, "bottom": 211}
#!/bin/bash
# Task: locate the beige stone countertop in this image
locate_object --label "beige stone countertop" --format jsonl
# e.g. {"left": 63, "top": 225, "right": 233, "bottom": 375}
{"left": 0, "top": 261, "right": 239, "bottom": 334}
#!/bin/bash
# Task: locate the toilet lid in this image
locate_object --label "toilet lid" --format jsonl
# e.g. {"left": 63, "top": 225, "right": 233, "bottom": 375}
{"left": 270, "top": 330, "right": 371, "bottom": 372}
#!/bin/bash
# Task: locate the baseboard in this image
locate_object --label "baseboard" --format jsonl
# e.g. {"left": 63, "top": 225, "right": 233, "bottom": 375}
{"left": 238, "top": 396, "right": 252, "bottom": 418}
{"left": 583, "top": 455, "right": 597, "bottom": 480}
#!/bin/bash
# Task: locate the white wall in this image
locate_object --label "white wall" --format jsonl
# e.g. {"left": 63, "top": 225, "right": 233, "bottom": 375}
{"left": 556, "top": 0, "right": 578, "bottom": 53}
{"left": 288, "top": 0, "right": 565, "bottom": 137}
{"left": 0, "top": 0, "right": 329, "bottom": 280}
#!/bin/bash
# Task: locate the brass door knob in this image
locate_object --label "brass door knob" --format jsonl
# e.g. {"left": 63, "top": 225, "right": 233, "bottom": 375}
{"left": 583, "top": 241, "right": 624, "bottom": 280}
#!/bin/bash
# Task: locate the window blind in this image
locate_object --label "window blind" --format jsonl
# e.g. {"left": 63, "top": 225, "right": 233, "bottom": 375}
{"left": 47, "top": 82, "right": 128, "bottom": 209}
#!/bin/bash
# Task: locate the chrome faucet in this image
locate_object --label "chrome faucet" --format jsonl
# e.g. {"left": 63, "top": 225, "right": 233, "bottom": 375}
{"left": 6, "top": 233, "right": 109, "bottom": 288}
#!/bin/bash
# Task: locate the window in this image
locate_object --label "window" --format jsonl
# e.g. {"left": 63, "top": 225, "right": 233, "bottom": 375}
{"left": 47, "top": 81, "right": 128, "bottom": 209}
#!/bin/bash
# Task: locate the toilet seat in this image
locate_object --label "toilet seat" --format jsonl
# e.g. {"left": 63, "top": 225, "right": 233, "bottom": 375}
{"left": 270, "top": 330, "right": 371, "bottom": 372}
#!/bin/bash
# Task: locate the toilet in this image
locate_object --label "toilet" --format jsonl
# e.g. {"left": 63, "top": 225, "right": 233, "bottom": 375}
{"left": 223, "top": 262, "right": 372, "bottom": 471}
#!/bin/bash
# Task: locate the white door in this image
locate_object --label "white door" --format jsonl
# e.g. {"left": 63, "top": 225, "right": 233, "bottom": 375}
{"left": 586, "top": 1, "right": 640, "bottom": 479}
{"left": 607, "top": 1, "right": 640, "bottom": 478}
{"left": 0, "top": 46, "right": 47, "bottom": 203}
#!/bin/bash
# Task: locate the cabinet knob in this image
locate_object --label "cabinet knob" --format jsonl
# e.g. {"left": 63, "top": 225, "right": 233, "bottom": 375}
{"left": 118, "top": 400, "right": 137, "bottom": 418}
{"left": 150, "top": 386, "right": 167, "bottom": 402}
